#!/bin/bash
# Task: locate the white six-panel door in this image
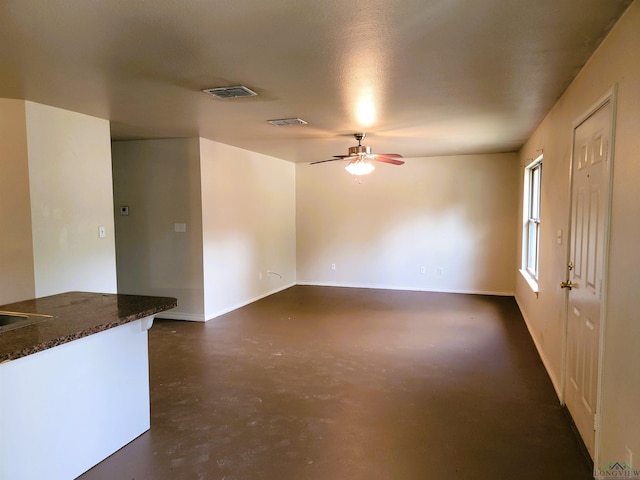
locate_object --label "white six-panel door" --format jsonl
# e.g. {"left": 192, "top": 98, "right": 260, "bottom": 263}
{"left": 565, "top": 97, "right": 613, "bottom": 458}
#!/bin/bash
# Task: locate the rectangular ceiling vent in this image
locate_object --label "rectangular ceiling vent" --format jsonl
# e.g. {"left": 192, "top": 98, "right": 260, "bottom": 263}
{"left": 267, "top": 118, "right": 308, "bottom": 126}
{"left": 202, "top": 86, "right": 258, "bottom": 99}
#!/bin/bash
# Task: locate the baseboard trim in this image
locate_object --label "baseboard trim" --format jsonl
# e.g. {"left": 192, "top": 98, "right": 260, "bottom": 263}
{"left": 204, "top": 283, "right": 296, "bottom": 321}
{"left": 295, "top": 281, "right": 513, "bottom": 297}
{"left": 154, "top": 311, "right": 206, "bottom": 322}
{"left": 562, "top": 405, "right": 594, "bottom": 473}
{"left": 514, "top": 295, "right": 563, "bottom": 401}
{"left": 157, "top": 282, "right": 515, "bottom": 322}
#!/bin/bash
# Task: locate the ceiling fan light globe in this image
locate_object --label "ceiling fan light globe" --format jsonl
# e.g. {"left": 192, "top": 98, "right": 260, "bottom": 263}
{"left": 345, "top": 160, "right": 375, "bottom": 176}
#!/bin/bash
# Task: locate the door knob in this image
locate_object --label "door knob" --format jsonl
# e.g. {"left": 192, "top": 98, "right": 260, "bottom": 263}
{"left": 560, "top": 280, "right": 575, "bottom": 290}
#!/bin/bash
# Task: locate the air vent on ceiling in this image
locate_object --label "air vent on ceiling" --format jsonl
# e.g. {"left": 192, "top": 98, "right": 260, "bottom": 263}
{"left": 267, "top": 118, "right": 308, "bottom": 126}
{"left": 202, "top": 86, "right": 258, "bottom": 99}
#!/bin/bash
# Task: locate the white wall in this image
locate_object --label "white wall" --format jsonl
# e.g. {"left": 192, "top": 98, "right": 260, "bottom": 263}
{"left": 0, "top": 99, "right": 35, "bottom": 304}
{"left": 516, "top": 1, "right": 640, "bottom": 470}
{"left": 112, "top": 139, "right": 205, "bottom": 320}
{"left": 24, "top": 102, "right": 117, "bottom": 296}
{"left": 199, "top": 138, "right": 296, "bottom": 319}
{"left": 296, "top": 153, "right": 519, "bottom": 295}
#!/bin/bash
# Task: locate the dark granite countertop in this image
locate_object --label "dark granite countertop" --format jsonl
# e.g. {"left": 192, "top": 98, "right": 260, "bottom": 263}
{"left": 0, "top": 292, "right": 177, "bottom": 363}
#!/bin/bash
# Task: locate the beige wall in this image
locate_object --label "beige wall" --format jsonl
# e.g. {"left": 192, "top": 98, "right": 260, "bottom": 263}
{"left": 112, "top": 138, "right": 296, "bottom": 321}
{"left": 112, "top": 138, "right": 205, "bottom": 320}
{"left": 24, "top": 102, "right": 117, "bottom": 296}
{"left": 0, "top": 100, "right": 35, "bottom": 304}
{"left": 297, "top": 153, "right": 519, "bottom": 295}
{"left": 516, "top": 1, "right": 640, "bottom": 469}
{"left": 0, "top": 100, "right": 116, "bottom": 304}
{"left": 199, "top": 138, "right": 296, "bottom": 319}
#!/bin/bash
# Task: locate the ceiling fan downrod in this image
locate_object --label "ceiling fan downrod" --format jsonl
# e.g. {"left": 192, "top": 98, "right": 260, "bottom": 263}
{"left": 349, "top": 133, "right": 371, "bottom": 157}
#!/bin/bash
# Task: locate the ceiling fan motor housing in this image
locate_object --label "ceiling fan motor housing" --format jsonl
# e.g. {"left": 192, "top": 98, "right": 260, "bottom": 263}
{"left": 349, "top": 145, "right": 371, "bottom": 156}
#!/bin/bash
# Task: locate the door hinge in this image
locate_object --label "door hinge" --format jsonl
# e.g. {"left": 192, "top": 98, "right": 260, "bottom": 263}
{"left": 594, "top": 413, "right": 599, "bottom": 431}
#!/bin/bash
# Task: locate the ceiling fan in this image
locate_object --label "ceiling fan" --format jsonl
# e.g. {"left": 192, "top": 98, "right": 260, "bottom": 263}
{"left": 310, "top": 133, "right": 404, "bottom": 176}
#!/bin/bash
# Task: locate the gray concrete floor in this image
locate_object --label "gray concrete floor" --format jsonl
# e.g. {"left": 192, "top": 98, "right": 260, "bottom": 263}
{"left": 79, "top": 286, "right": 593, "bottom": 479}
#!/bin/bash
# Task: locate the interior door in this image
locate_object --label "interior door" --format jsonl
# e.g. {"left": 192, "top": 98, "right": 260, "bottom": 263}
{"left": 564, "top": 99, "right": 613, "bottom": 458}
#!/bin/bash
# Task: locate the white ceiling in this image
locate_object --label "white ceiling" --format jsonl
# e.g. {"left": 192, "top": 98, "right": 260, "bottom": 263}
{"left": 0, "top": 0, "right": 632, "bottom": 163}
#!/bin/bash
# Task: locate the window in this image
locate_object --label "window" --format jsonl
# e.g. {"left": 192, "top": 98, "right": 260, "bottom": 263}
{"left": 523, "top": 156, "right": 542, "bottom": 284}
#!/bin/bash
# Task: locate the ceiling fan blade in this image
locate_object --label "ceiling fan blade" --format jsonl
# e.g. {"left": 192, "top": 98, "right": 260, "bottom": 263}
{"left": 310, "top": 157, "right": 356, "bottom": 165}
{"left": 375, "top": 153, "right": 403, "bottom": 158}
{"left": 374, "top": 155, "right": 405, "bottom": 165}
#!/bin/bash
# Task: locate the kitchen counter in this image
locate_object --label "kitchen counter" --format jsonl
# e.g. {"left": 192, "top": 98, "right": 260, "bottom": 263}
{"left": 0, "top": 291, "right": 177, "bottom": 362}
{"left": 0, "top": 291, "right": 177, "bottom": 480}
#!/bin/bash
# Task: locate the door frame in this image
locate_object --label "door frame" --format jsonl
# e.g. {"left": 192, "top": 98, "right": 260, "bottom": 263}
{"left": 561, "top": 84, "right": 617, "bottom": 464}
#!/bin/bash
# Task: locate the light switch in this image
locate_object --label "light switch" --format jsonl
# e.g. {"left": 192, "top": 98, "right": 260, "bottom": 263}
{"left": 99, "top": 226, "right": 106, "bottom": 238}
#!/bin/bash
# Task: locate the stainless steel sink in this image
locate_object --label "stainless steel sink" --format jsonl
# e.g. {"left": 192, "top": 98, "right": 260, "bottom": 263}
{"left": 0, "top": 311, "right": 54, "bottom": 332}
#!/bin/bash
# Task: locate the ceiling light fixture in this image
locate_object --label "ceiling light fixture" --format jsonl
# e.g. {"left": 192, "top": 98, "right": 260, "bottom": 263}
{"left": 345, "top": 158, "right": 375, "bottom": 176}
{"left": 344, "top": 134, "right": 375, "bottom": 176}
{"left": 309, "top": 133, "right": 403, "bottom": 176}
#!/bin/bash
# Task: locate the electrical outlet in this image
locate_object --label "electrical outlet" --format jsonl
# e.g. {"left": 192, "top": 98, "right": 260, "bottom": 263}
{"left": 331, "top": 264, "right": 336, "bottom": 271}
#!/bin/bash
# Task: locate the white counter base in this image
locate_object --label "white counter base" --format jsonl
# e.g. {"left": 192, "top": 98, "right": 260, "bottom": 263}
{"left": 0, "top": 317, "right": 152, "bottom": 480}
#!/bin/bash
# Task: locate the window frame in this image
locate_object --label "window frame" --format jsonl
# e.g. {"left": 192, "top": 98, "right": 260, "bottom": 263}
{"left": 522, "top": 155, "right": 543, "bottom": 289}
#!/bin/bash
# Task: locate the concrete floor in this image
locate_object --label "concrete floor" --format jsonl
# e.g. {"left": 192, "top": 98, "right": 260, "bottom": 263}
{"left": 79, "top": 286, "right": 592, "bottom": 479}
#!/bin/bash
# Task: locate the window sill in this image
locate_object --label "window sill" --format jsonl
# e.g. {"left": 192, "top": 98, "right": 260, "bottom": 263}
{"left": 519, "top": 269, "right": 539, "bottom": 297}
